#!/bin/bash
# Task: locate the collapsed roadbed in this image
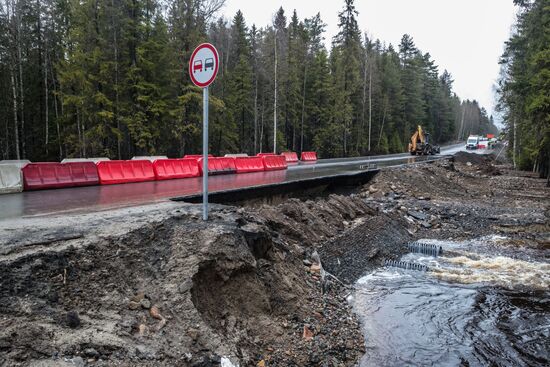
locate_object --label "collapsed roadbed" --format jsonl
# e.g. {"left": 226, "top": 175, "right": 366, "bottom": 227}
{"left": 0, "top": 150, "right": 548, "bottom": 366}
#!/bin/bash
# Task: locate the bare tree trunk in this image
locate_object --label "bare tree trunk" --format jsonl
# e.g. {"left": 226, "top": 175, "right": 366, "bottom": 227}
{"left": 76, "top": 108, "right": 82, "bottom": 157}
{"left": 7, "top": 0, "right": 20, "bottom": 159}
{"left": 44, "top": 36, "right": 49, "bottom": 155}
{"left": 10, "top": 67, "right": 20, "bottom": 159}
{"left": 458, "top": 104, "right": 465, "bottom": 140}
{"left": 82, "top": 115, "right": 87, "bottom": 158}
{"left": 368, "top": 60, "right": 372, "bottom": 152}
{"left": 16, "top": 2, "right": 25, "bottom": 157}
{"left": 300, "top": 63, "right": 307, "bottom": 153}
{"left": 513, "top": 118, "right": 517, "bottom": 169}
{"left": 377, "top": 99, "right": 387, "bottom": 148}
{"left": 273, "top": 31, "right": 278, "bottom": 153}
{"left": 49, "top": 52, "right": 62, "bottom": 159}
{"left": 358, "top": 50, "right": 367, "bottom": 153}
{"left": 259, "top": 99, "right": 265, "bottom": 153}
{"left": 253, "top": 75, "right": 258, "bottom": 154}
{"left": 111, "top": 0, "right": 121, "bottom": 159}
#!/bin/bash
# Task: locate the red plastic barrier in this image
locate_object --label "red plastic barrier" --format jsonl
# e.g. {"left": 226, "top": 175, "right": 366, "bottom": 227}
{"left": 234, "top": 157, "right": 265, "bottom": 173}
{"left": 301, "top": 151, "right": 318, "bottom": 161}
{"left": 281, "top": 151, "right": 299, "bottom": 163}
{"left": 256, "top": 153, "right": 276, "bottom": 157}
{"left": 184, "top": 154, "right": 214, "bottom": 159}
{"left": 197, "top": 157, "right": 236, "bottom": 175}
{"left": 262, "top": 155, "right": 288, "bottom": 171}
{"left": 23, "top": 162, "right": 99, "bottom": 190}
{"left": 97, "top": 160, "right": 155, "bottom": 185}
{"left": 153, "top": 159, "right": 200, "bottom": 180}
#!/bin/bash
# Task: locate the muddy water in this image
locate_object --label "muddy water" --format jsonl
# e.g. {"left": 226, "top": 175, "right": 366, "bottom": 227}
{"left": 353, "top": 236, "right": 550, "bottom": 367}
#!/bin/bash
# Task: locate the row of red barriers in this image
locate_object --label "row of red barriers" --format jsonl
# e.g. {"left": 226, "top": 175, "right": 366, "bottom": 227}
{"left": 19, "top": 151, "right": 317, "bottom": 191}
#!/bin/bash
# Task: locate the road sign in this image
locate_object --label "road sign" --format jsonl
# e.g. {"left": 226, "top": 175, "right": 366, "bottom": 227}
{"left": 189, "top": 43, "right": 219, "bottom": 88}
{"left": 188, "top": 43, "right": 219, "bottom": 221}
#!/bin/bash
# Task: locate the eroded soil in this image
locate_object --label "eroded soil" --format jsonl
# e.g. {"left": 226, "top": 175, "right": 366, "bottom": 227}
{"left": 0, "top": 151, "right": 548, "bottom": 366}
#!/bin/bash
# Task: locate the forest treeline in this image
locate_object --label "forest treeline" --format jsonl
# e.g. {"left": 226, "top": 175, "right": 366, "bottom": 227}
{"left": 0, "top": 0, "right": 498, "bottom": 161}
{"left": 497, "top": 0, "right": 549, "bottom": 180}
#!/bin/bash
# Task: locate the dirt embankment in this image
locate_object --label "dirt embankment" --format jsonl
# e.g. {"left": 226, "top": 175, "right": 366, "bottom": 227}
{"left": 0, "top": 195, "right": 377, "bottom": 366}
{"left": 1, "top": 151, "right": 548, "bottom": 367}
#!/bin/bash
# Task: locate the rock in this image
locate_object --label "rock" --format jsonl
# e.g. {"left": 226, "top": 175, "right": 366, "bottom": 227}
{"left": 407, "top": 210, "right": 427, "bottom": 221}
{"left": 302, "top": 259, "right": 312, "bottom": 266}
{"left": 150, "top": 305, "right": 164, "bottom": 323}
{"left": 138, "top": 324, "right": 148, "bottom": 336}
{"left": 128, "top": 301, "right": 140, "bottom": 310}
{"left": 140, "top": 298, "right": 151, "bottom": 309}
{"left": 302, "top": 325, "right": 314, "bottom": 341}
{"left": 257, "top": 360, "right": 266, "bottom": 367}
{"left": 66, "top": 311, "right": 80, "bottom": 328}
{"left": 466, "top": 162, "right": 472, "bottom": 166}
{"left": 178, "top": 279, "right": 193, "bottom": 294}
{"left": 309, "top": 264, "right": 321, "bottom": 274}
{"left": 130, "top": 292, "right": 145, "bottom": 303}
{"left": 84, "top": 348, "right": 99, "bottom": 358}
{"left": 420, "top": 221, "right": 432, "bottom": 229}
{"left": 187, "top": 328, "right": 200, "bottom": 341}
{"left": 368, "top": 186, "right": 379, "bottom": 194}
{"left": 72, "top": 356, "right": 85, "bottom": 367}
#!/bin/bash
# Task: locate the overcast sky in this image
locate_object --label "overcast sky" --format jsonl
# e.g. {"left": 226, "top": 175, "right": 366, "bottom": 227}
{"left": 222, "top": 0, "right": 517, "bottom": 121}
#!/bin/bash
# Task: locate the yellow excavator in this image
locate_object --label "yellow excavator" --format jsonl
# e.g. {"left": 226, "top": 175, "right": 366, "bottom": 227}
{"left": 408, "top": 125, "right": 440, "bottom": 155}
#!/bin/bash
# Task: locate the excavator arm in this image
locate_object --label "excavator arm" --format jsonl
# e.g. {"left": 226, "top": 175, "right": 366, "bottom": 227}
{"left": 408, "top": 125, "right": 425, "bottom": 154}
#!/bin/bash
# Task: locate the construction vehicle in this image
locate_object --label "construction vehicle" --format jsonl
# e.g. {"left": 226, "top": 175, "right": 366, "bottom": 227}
{"left": 408, "top": 125, "right": 440, "bottom": 155}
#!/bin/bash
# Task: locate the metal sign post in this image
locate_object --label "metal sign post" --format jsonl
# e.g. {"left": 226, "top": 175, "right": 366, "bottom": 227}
{"left": 189, "top": 43, "right": 219, "bottom": 221}
{"left": 202, "top": 87, "right": 208, "bottom": 220}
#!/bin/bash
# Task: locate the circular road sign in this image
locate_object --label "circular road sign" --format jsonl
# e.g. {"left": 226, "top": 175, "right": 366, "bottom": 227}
{"left": 189, "top": 43, "right": 219, "bottom": 88}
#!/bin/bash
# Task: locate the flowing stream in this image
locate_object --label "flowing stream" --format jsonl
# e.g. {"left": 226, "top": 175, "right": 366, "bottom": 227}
{"left": 353, "top": 236, "right": 549, "bottom": 367}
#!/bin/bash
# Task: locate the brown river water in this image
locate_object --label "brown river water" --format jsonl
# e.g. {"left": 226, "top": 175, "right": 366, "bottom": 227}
{"left": 353, "top": 235, "right": 549, "bottom": 366}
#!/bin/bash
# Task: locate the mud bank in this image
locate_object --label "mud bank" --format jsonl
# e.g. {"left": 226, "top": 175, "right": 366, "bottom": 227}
{"left": 1, "top": 151, "right": 548, "bottom": 366}
{"left": 1, "top": 195, "right": 374, "bottom": 366}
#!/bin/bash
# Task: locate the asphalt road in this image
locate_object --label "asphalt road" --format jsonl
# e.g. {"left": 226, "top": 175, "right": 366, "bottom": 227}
{"left": 0, "top": 143, "right": 467, "bottom": 221}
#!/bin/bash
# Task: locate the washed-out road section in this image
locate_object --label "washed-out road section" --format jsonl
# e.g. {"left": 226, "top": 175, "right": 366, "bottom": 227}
{"left": 0, "top": 144, "right": 465, "bottom": 222}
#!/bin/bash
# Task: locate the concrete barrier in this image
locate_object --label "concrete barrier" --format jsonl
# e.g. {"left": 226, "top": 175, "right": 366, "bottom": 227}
{"left": 0, "top": 159, "right": 30, "bottom": 168}
{"left": 0, "top": 164, "right": 24, "bottom": 194}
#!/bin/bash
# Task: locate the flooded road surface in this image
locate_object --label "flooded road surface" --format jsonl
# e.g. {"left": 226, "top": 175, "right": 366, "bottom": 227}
{"left": 354, "top": 236, "right": 549, "bottom": 367}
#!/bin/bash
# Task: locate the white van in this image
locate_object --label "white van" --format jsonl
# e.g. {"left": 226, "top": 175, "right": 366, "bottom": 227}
{"left": 466, "top": 136, "right": 479, "bottom": 150}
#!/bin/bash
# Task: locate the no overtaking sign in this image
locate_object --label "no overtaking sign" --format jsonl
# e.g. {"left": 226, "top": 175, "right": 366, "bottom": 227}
{"left": 189, "top": 43, "right": 219, "bottom": 88}
{"left": 189, "top": 43, "right": 219, "bottom": 220}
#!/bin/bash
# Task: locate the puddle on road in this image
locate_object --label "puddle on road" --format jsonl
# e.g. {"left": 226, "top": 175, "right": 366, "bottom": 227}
{"left": 353, "top": 236, "right": 550, "bottom": 367}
